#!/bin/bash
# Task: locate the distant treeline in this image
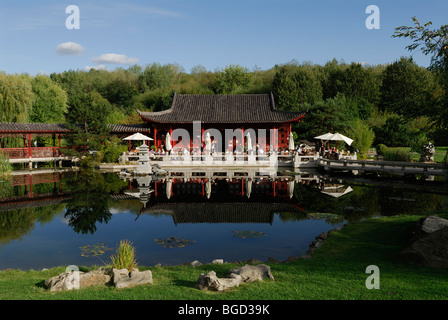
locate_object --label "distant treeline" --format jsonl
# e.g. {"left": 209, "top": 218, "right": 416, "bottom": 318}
{"left": 0, "top": 57, "right": 447, "bottom": 153}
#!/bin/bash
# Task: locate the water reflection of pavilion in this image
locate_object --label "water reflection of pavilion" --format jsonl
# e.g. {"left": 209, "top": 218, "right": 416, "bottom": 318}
{"left": 140, "top": 202, "right": 304, "bottom": 225}
{"left": 0, "top": 169, "right": 73, "bottom": 213}
{"left": 118, "top": 168, "right": 312, "bottom": 225}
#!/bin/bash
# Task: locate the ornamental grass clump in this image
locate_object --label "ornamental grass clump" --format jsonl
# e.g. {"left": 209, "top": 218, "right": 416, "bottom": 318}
{"left": 110, "top": 240, "right": 138, "bottom": 272}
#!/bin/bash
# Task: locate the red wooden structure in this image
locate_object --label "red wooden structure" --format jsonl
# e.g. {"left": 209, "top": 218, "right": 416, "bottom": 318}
{"left": 138, "top": 93, "right": 305, "bottom": 153}
{"left": 0, "top": 123, "right": 151, "bottom": 160}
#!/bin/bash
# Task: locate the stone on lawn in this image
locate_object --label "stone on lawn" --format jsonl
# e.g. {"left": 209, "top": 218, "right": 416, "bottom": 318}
{"left": 227, "top": 264, "right": 274, "bottom": 283}
{"left": 112, "top": 268, "right": 153, "bottom": 289}
{"left": 195, "top": 270, "right": 242, "bottom": 292}
{"left": 45, "top": 269, "right": 111, "bottom": 292}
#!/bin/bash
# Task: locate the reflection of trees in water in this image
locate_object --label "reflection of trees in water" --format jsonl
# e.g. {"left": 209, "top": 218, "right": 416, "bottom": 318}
{"left": 64, "top": 191, "right": 111, "bottom": 234}
{"left": 63, "top": 170, "right": 128, "bottom": 235}
{"left": 292, "top": 180, "right": 447, "bottom": 222}
{"left": 0, "top": 204, "right": 66, "bottom": 247}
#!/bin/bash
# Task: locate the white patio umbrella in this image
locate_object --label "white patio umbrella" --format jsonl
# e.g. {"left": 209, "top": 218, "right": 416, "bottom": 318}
{"left": 289, "top": 132, "right": 295, "bottom": 151}
{"left": 123, "top": 132, "right": 153, "bottom": 151}
{"left": 205, "top": 132, "right": 212, "bottom": 152}
{"left": 122, "top": 132, "right": 153, "bottom": 141}
{"left": 328, "top": 133, "right": 353, "bottom": 146}
{"left": 165, "top": 132, "right": 172, "bottom": 152}
{"left": 314, "top": 132, "right": 334, "bottom": 141}
{"left": 246, "top": 133, "right": 253, "bottom": 153}
{"left": 314, "top": 132, "right": 353, "bottom": 146}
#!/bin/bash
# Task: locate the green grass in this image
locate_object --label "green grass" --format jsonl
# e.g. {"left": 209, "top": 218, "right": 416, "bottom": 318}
{"left": 1, "top": 211, "right": 448, "bottom": 300}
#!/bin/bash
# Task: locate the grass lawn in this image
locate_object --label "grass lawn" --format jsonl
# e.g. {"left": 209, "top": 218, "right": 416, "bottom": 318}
{"left": 1, "top": 210, "right": 447, "bottom": 300}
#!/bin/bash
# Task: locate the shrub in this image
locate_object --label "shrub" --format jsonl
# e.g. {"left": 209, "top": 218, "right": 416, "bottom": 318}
{"left": 110, "top": 240, "right": 138, "bottom": 272}
{"left": 344, "top": 118, "right": 375, "bottom": 155}
{"left": 382, "top": 149, "right": 412, "bottom": 162}
{"left": 376, "top": 144, "right": 388, "bottom": 156}
{"left": 102, "top": 137, "right": 127, "bottom": 163}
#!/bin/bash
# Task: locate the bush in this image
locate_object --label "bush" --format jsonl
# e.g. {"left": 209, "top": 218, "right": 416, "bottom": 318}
{"left": 382, "top": 149, "right": 412, "bottom": 162}
{"left": 110, "top": 240, "right": 138, "bottom": 272}
{"left": 102, "top": 137, "right": 127, "bottom": 163}
{"left": 376, "top": 144, "right": 388, "bottom": 156}
{"left": 344, "top": 119, "right": 375, "bottom": 155}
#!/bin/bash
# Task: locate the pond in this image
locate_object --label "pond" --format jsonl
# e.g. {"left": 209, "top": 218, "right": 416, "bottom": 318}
{"left": 0, "top": 168, "right": 447, "bottom": 270}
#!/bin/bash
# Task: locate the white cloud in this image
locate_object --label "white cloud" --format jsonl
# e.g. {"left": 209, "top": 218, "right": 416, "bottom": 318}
{"left": 84, "top": 64, "right": 107, "bottom": 71}
{"left": 91, "top": 53, "right": 139, "bottom": 65}
{"left": 56, "top": 41, "right": 85, "bottom": 55}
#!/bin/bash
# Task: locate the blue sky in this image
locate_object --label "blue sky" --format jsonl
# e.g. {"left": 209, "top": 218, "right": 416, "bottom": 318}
{"left": 0, "top": 0, "right": 446, "bottom": 75}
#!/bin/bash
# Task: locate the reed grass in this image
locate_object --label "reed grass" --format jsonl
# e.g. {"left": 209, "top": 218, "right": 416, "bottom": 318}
{"left": 110, "top": 240, "right": 138, "bottom": 272}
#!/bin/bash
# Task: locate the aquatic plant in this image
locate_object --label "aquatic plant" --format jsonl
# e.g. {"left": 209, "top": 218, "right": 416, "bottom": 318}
{"left": 154, "top": 236, "right": 196, "bottom": 248}
{"left": 110, "top": 240, "right": 138, "bottom": 271}
{"left": 79, "top": 242, "right": 113, "bottom": 265}
{"left": 232, "top": 230, "right": 266, "bottom": 238}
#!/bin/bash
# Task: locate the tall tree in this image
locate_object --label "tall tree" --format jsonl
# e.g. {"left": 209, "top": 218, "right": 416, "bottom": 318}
{"left": 272, "top": 64, "right": 322, "bottom": 111}
{"left": 379, "top": 57, "right": 437, "bottom": 119}
{"left": 213, "top": 64, "right": 253, "bottom": 94}
{"left": 393, "top": 17, "right": 448, "bottom": 143}
{"left": 64, "top": 91, "right": 111, "bottom": 153}
{"left": 30, "top": 75, "right": 68, "bottom": 123}
{"left": 0, "top": 73, "right": 33, "bottom": 123}
{"left": 143, "top": 63, "right": 179, "bottom": 91}
{"left": 324, "top": 62, "right": 381, "bottom": 104}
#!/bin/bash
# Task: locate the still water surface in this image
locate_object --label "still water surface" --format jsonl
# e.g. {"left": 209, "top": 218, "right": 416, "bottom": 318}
{"left": 0, "top": 168, "right": 446, "bottom": 270}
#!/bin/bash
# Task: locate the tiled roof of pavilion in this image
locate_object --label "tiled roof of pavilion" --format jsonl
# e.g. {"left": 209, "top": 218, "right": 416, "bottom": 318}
{"left": 138, "top": 93, "right": 305, "bottom": 124}
{"left": 0, "top": 123, "right": 150, "bottom": 134}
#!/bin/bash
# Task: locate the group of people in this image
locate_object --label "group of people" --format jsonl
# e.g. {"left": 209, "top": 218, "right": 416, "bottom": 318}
{"left": 318, "top": 143, "right": 348, "bottom": 160}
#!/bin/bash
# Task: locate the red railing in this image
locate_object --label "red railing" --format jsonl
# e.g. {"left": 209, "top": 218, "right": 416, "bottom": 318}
{"left": 0, "top": 147, "right": 64, "bottom": 159}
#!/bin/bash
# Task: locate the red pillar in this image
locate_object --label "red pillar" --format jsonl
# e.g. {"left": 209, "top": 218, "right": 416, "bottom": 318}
{"left": 28, "top": 134, "right": 32, "bottom": 158}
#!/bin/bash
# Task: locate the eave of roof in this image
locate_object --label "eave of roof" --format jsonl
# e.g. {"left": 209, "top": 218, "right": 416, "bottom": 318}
{"left": 138, "top": 93, "right": 305, "bottom": 124}
{"left": 0, "top": 123, "right": 151, "bottom": 134}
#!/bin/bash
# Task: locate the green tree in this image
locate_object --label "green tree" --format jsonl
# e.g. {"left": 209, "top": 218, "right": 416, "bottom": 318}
{"left": 324, "top": 62, "right": 381, "bottom": 104}
{"left": 30, "top": 75, "right": 68, "bottom": 123}
{"left": 143, "top": 63, "right": 179, "bottom": 91}
{"left": 373, "top": 114, "right": 412, "bottom": 147}
{"left": 102, "top": 79, "right": 139, "bottom": 113}
{"left": 296, "top": 94, "right": 358, "bottom": 140}
{"left": 344, "top": 118, "right": 375, "bottom": 154}
{"left": 393, "top": 17, "right": 448, "bottom": 143}
{"left": 272, "top": 64, "right": 322, "bottom": 111}
{"left": 64, "top": 91, "right": 111, "bottom": 153}
{"left": 213, "top": 64, "right": 253, "bottom": 94}
{"left": 0, "top": 73, "right": 33, "bottom": 123}
{"left": 379, "top": 57, "right": 437, "bottom": 119}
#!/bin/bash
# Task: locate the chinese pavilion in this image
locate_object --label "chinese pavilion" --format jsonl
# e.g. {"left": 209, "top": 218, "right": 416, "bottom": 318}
{"left": 138, "top": 93, "right": 305, "bottom": 152}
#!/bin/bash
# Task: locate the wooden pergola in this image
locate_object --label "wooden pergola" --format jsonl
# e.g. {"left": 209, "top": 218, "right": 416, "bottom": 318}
{"left": 0, "top": 123, "right": 151, "bottom": 160}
